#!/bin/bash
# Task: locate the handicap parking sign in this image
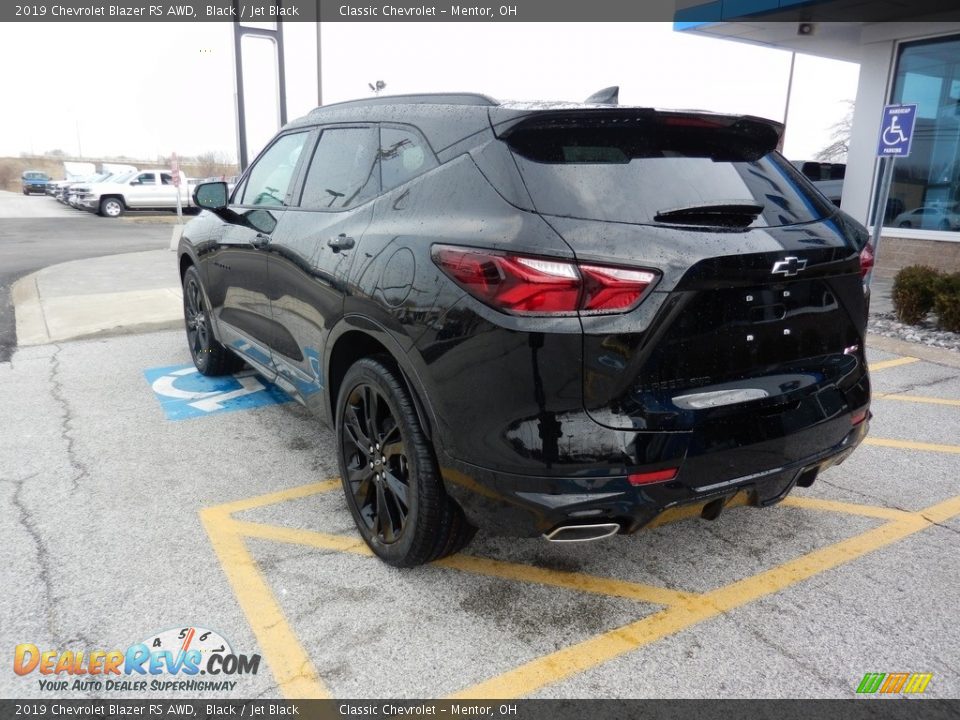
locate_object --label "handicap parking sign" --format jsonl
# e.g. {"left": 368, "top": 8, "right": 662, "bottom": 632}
{"left": 144, "top": 364, "right": 291, "bottom": 421}
{"left": 877, "top": 104, "right": 918, "bottom": 157}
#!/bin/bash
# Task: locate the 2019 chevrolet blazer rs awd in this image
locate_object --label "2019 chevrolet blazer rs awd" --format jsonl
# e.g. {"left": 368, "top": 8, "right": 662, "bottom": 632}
{"left": 178, "top": 92, "right": 872, "bottom": 567}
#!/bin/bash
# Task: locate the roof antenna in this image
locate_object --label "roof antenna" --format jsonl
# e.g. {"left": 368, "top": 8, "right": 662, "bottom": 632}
{"left": 584, "top": 86, "right": 619, "bottom": 104}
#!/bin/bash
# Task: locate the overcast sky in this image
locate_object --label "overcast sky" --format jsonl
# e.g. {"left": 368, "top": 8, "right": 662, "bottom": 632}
{"left": 0, "top": 22, "right": 859, "bottom": 164}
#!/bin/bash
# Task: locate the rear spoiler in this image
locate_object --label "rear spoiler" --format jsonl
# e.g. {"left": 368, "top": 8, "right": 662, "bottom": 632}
{"left": 489, "top": 106, "right": 784, "bottom": 157}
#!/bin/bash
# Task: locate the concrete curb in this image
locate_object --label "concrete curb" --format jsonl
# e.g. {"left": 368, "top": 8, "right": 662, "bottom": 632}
{"left": 14, "top": 272, "right": 183, "bottom": 346}
{"left": 866, "top": 333, "right": 960, "bottom": 369}
{"left": 11, "top": 273, "right": 50, "bottom": 346}
{"left": 12, "top": 249, "right": 183, "bottom": 348}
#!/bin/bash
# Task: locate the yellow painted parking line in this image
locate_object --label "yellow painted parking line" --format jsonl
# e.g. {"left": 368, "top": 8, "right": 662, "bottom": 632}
{"left": 199, "top": 508, "right": 329, "bottom": 699}
{"left": 915, "top": 493, "right": 960, "bottom": 525}
{"left": 211, "top": 479, "right": 340, "bottom": 515}
{"left": 865, "top": 437, "right": 960, "bottom": 455}
{"left": 436, "top": 554, "right": 697, "bottom": 607}
{"left": 233, "top": 518, "right": 693, "bottom": 606}
{"left": 451, "top": 495, "right": 959, "bottom": 699}
{"left": 783, "top": 495, "right": 915, "bottom": 521}
{"left": 204, "top": 479, "right": 960, "bottom": 701}
{"left": 874, "top": 393, "right": 960, "bottom": 407}
{"left": 232, "top": 518, "right": 373, "bottom": 556}
{"left": 868, "top": 356, "right": 919, "bottom": 372}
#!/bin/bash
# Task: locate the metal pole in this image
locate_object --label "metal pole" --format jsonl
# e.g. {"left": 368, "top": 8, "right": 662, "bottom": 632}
{"left": 778, "top": 52, "right": 796, "bottom": 153}
{"left": 316, "top": 6, "right": 322, "bottom": 106}
{"left": 867, "top": 156, "right": 896, "bottom": 288}
{"left": 276, "top": 19, "right": 287, "bottom": 126}
{"left": 232, "top": 8, "right": 287, "bottom": 172}
{"left": 232, "top": 8, "right": 248, "bottom": 170}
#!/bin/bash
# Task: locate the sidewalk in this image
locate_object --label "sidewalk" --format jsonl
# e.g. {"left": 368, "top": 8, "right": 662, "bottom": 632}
{"left": 13, "top": 250, "right": 182, "bottom": 346}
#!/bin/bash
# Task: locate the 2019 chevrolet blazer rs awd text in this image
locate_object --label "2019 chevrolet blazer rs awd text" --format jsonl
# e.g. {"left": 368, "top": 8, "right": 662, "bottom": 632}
{"left": 178, "top": 92, "right": 872, "bottom": 567}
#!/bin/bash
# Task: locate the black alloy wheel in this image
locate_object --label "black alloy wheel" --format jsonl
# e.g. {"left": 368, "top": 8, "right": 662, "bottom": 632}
{"left": 336, "top": 358, "right": 475, "bottom": 567}
{"left": 182, "top": 266, "right": 244, "bottom": 376}
{"left": 341, "top": 382, "right": 411, "bottom": 544}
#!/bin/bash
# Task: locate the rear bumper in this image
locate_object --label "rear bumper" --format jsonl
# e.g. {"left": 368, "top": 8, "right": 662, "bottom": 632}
{"left": 439, "top": 412, "right": 869, "bottom": 538}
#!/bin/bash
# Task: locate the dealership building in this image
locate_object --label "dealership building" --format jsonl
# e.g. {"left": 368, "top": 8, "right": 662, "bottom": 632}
{"left": 677, "top": 4, "right": 960, "bottom": 277}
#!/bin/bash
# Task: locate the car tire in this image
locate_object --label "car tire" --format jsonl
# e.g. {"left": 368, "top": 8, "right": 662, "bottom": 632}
{"left": 939, "top": 219, "right": 951, "bottom": 231}
{"left": 336, "top": 357, "right": 475, "bottom": 567}
{"left": 898, "top": 220, "right": 912, "bottom": 228}
{"left": 99, "top": 197, "right": 125, "bottom": 218}
{"left": 182, "top": 266, "right": 244, "bottom": 376}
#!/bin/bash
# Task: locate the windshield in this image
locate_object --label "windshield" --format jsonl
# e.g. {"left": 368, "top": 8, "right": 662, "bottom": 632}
{"left": 505, "top": 120, "right": 834, "bottom": 228}
{"left": 24, "top": 172, "right": 49, "bottom": 180}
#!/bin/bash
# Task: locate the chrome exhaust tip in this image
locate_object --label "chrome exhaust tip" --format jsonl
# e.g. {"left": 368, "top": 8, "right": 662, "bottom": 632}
{"left": 543, "top": 523, "right": 621, "bottom": 543}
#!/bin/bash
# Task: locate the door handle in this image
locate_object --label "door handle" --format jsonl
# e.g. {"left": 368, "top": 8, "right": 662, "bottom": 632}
{"left": 327, "top": 234, "right": 355, "bottom": 252}
{"left": 251, "top": 233, "right": 271, "bottom": 249}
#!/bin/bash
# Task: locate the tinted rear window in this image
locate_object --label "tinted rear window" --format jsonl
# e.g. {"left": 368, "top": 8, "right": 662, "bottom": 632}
{"left": 505, "top": 121, "right": 833, "bottom": 228}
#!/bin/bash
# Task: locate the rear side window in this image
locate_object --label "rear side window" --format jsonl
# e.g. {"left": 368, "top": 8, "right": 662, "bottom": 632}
{"left": 504, "top": 117, "right": 834, "bottom": 228}
{"left": 241, "top": 131, "right": 309, "bottom": 207}
{"left": 299, "top": 127, "right": 379, "bottom": 210}
{"left": 379, "top": 126, "right": 436, "bottom": 193}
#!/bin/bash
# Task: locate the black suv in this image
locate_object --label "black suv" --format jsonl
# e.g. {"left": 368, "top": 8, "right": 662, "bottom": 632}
{"left": 179, "top": 91, "right": 872, "bottom": 567}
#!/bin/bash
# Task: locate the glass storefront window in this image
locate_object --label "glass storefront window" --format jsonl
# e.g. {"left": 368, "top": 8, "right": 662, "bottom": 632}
{"left": 886, "top": 35, "right": 960, "bottom": 233}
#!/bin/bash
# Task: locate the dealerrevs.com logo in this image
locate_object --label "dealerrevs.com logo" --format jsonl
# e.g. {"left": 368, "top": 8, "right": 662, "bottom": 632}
{"left": 14, "top": 626, "right": 260, "bottom": 692}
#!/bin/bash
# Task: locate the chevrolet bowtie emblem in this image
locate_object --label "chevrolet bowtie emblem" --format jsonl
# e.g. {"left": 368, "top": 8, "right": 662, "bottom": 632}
{"left": 771, "top": 257, "right": 807, "bottom": 276}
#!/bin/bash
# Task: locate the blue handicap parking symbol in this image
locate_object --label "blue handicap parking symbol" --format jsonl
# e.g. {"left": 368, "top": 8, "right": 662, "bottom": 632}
{"left": 143, "top": 364, "right": 291, "bottom": 421}
{"left": 877, "top": 104, "right": 918, "bottom": 157}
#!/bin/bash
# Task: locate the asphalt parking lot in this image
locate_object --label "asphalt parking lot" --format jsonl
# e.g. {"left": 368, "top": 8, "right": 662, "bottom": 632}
{"left": 2, "top": 323, "right": 958, "bottom": 699}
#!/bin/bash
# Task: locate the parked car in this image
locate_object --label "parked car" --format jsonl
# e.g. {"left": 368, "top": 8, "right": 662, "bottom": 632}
{"left": 54, "top": 173, "right": 106, "bottom": 204}
{"left": 21, "top": 171, "right": 51, "bottom": 195}
{"left": 892, "top": 205, "right": 960, "bottom": 230}
{"left": 70, "top": 171, "right": 137, "bottom": 208}
{"left": 78, "top": 169, "right": 192, "bottom": 217}
{"left": 178, "top": 91, "right": 872, "bottom": 567}
{"left": 791, "top": 161, "right": 845, "bottom": 206}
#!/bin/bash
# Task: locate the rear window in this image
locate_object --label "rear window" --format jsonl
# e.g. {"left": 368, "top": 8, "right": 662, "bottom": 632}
{"left": 504, "top": 119, "right": 833, "bottom": 228}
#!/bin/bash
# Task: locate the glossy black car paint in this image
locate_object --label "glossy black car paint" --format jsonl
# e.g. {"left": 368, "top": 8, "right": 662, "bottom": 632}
{"left": 178, "top": 94, "right": 871, "bottom": 539}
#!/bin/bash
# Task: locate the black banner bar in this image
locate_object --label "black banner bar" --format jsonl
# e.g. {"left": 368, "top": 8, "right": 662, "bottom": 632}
{"left": 1, "top": 700, "right": 959, "bottom": 720}
{"left": 4, "top": 0, "right": 960, "bottom": 22}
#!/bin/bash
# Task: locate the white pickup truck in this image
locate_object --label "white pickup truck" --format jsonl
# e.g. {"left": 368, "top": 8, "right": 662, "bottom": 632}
{"left": 76, "top": 170, "right": 193, "bottom": 217}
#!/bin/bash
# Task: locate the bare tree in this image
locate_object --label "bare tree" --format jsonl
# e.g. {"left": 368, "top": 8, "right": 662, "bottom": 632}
{"left": 193, "top": 151, "right": 234, "bottom": 178}
{"left": 815, "top": 101, "right": 854, "bottom": 162}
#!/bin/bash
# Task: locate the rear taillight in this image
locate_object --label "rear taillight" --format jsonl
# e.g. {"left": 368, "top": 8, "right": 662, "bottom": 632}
{"left": 859, "top": 244, "right": 875, "bottom": 279}
{"left": 579, "top": 264, "right": 658, "bottom": 312}
{"left": 432, "top": 245, "right": 658, "bottom": 316}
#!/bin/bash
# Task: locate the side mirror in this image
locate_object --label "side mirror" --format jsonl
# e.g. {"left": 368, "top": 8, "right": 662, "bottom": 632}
{"left": 194, "top": 181, "right": 229, "bottom": 211}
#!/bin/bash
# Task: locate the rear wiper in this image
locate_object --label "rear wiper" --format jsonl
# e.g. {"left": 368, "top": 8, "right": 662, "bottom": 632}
{"left": 654, "top": 201, "right": 763, "bottom": 227}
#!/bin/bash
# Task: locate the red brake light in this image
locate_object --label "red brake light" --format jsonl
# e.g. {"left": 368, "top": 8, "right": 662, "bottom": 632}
{"left": 432, "top": 247, "right": 580, "bottom": 314}
{"left": 432, "top": 245, "right": 658, "bottom": 316}
{"left": 628, "top": 468, "right": 678, "bottom": 485}
{"left": 859, "top": 244, "right": 875, "bottom": 279}
{"left": 580, "top": 264, "right": 658, "bottom": 312}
